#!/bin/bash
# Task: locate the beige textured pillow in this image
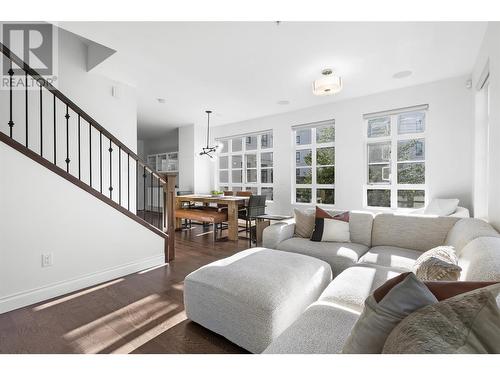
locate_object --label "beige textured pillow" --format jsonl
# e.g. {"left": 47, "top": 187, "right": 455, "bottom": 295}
{"left": 383, "top": 283, "right": 500, "bottom": 353}
{"left": 413, "top": 246, "right": 462, "bottom": 281}
{"left": 293, "top": 209, "right": 315, "bottom": 238}
{"left": 342, "top": 273, "right": 438, "bottom": 354}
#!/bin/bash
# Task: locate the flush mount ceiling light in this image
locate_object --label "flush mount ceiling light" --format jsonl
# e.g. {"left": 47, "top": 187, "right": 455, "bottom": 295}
{"left": 199, "top": 110, "right": 220, "bottom": 158}
{"left": 392, "top": 70, "right": 413, "bottom": 79}
{"left": 312, "top": 68, "right": 343, "bottom": 96}
{"left": 157, "top": 98, "right": 166, "bottom": 104}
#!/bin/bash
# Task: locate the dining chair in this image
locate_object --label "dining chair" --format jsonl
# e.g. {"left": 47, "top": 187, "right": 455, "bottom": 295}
{"left": 238, "top": 195, "right": 266, "bottom": 242}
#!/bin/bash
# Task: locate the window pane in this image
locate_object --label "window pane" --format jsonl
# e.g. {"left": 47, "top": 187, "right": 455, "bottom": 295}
{"left": 316, "top": 147, "right": 335, "bottom": 165}
{"left": 232, "top": 186, "right": 242, "bottom": 192}
{"left": 296, "top": 188, "right": 312, "bottom": 203}
{"left": 296, "top": 149, "right": 312, "bottom": 167}
{"left": 262, "top": 187, "right": 273, "bottom": 201}
{"left": 368, "top": 117, "right": 391, "bottom": 138}
{"left": 368, "top": 142, "right": 391, "bottom": 163}
{"left": 261, "top": 133, "right": 273, "bottom": 149}
{"left": 219, "top": 155, "right": 228, "bottom": 169}
{"left": 220, "top": 140, "right": 228, "bottom": 153}
{"left": 296, "top": 128, "right": 312, "bottom": 145}
{"left": 231, "top": 155, "right": 242, "bottom": 169}
{"left": 316, "top": 125, "right": 335, "bottom": 143}
{"left": 296, "top": 168, "right": 312, "bottom": 184}
{"left": 261, "top": 168, "right": 273, "bottom": 183}
{"left": 367, "top": 189, "right": 391, "bottom": 207}
{"left": 232, "top": 170, "right": 242, "bottom": 183}
{"left": 397, "top": 162, "right": 425, "bottom": 184}
{"left": 261, "top": 152, "right": 273, "bottom": 168}
{"left": 368, "top": 164, "right": 391, "bottom": 184}
{"left": 398, "top": 190, "right": 425, "bottom": 208}
{"left": 245, "top": 154, "right": 257, "bottom": 168}
{"left": 317, "top": 166, "right": 334, "bottom": 184}
{"left": 219, "top": 170, "right": 228, "bottom": 183}
{"left": 245, "top": 135, "right": 258, "bottom": 150}
{"left": 317, "top": 189, "right": 334, "bottom": 204}
{"left": 246, "top": 169, "right": 257, "bottom": 183}
{"left": 398, "top": 139, "right": 425, "bottom": 161}
{"left": 245, "top": 187, "right": 258, "bottom": 195}
{"left": 398, "top": 111, "right": 425, "bottom": 134}
{"left": 219, "top": 186, "right": 228, "bottom": 191}
{"left": 231, "top": 138, "right": 242, "bottom": 152}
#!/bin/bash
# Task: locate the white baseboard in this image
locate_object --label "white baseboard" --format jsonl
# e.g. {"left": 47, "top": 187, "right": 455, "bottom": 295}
{"left": 0, "top": 255, "right": 166, "bottom": 314}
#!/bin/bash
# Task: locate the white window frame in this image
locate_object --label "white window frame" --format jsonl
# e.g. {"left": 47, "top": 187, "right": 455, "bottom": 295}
{"left": 216, "top": 131, "right": 274, "bottom": 201}
{"left": 292, "top": 120, "right": 335, "bottom": 206}
{"left": 364, "top": 106, "right": 428, "bottom": 210}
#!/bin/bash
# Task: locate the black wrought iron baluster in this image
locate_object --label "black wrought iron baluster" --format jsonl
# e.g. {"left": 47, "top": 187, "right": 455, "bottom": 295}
{"left": 150, "top": 172, "right": 153, "bottom": 226}
{"left": 39, "top": 82, "right": 43, "bottom": 156}
{"left": 127, "top": 153, "right": 130, "bottom": 210}
{"left": 136, "top": 161, "right": 139, "bottom": 215}
{"left": 78, "top": 115, "right": 81, "bottom": 179}
{"left": 65, "top": 105, "right": 70, "bottom": 172}
{"left": 109, "top": 139, "right": 113, "bottom": 199}
{"left": 118, "top": 146, "right": 122, "bottom": 205}
{"left": 53, "top": 96, "right": 56, "bottom": 164}
{"left": 99, "top": 131, "right": 103, "bottom": 193}
{"left": 89, "top": 124, "right": 92, "bottom": 187}
{"left": 143, "top": 166, "right": 146, "bottom": 220}
{"left": 25, "top": 70, "right": 28, "bottom": 146}
{"left": 157, "top": 176, "right": 160, "bottom": 229}
{"left": 8, "top": 59, "right": 14, "bottom": 138}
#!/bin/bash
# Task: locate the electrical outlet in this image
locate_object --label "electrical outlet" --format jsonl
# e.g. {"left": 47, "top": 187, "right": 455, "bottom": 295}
{"left": 41, "top": 253, "right": 53, "bottom": 267}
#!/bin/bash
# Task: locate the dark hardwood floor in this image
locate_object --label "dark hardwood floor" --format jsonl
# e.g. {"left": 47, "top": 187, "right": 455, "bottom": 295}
{"left": 0, "top": 225, "right": 251, "bottom": 354}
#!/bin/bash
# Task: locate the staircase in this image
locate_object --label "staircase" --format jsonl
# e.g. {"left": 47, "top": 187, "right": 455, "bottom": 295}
{"left": 0, "top": 42, "right": 175, "bottom": 262}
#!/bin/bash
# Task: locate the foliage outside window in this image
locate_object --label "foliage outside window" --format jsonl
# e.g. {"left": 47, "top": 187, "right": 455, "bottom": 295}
{"left": 293, "top": 121, "right": 335, "bottom": 205}
{"left": 365, "top": 109, "right": 426, "bottom": 209}
{"left": 217, "top": 132, "right": 274, "bottom": 201}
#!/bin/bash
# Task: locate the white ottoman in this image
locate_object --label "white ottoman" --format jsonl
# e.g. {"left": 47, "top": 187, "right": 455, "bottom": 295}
{"left": 184, "top": 247, "right": 333, "bottom": 353}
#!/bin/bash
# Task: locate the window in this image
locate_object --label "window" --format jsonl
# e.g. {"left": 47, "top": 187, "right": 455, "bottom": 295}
{"left": 293, "top": 121, "right": 335, "bottom": 205}
{"left": 365, "top": 106, "right": 427, "bottom": 209}
{"left": 217, "top": 131, "right": 274, "bottom": 200}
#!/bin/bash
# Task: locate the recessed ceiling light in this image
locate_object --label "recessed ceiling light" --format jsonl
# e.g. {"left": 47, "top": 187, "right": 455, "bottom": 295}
{"left": 277, "top": 100, "right": 290, "bottom": 105}
{"left": 157, "top": 98, "right": 166, "bottom": 104}
{"left": 393, "top": 70, "right": 412, "bottom": 79}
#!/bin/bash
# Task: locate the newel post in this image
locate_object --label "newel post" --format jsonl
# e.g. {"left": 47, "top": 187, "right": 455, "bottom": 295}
{"left": 162, "top": 172, "right": 176, "bottom": 262}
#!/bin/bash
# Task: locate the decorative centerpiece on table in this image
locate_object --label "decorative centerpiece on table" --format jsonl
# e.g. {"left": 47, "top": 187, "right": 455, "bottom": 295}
{"left": 211, "top": 190, "right": 224, "bottom": 197}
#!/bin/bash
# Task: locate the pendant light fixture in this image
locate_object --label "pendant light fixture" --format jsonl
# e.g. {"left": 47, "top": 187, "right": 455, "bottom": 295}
{"left": 199, "top": 110, "right": 219, "bottom": 158}
{"left": 312, "top": 68, "right": 343, "bottom": 96}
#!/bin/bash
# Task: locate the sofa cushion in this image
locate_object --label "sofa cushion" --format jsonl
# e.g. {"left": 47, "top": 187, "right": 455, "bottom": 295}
{"left": 423, "top": 198, "right": 459, "bottom": 216}
{"left": 297, "top": 208, "right": 374, "bottom": 247}
{"left": 276, "top": 237, "right": 369, "bottom": 277}
{"left": 445, "top": 218, "right": 500, "bottom": 254}
{"left": 358, "top": 245, "right": 422, "bottom": 270}
{"left": 184, "top": 247, "right": 332, "bottom": 353}
{"left": 371, "top": 213, "right": 459, "bottom": 251}
{"left": 263, "top": 302, "right": 360, "bottom": 354}
{"left": 458, "top": 237, "right": 500, "bottom": 281}
{"left": 318, "top": 264, "right": 403, "bottom": 312}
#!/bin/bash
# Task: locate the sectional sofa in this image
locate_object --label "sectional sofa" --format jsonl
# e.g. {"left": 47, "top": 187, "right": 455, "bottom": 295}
{"left": 184, "top": 210, "right": 500, "bottom": 354}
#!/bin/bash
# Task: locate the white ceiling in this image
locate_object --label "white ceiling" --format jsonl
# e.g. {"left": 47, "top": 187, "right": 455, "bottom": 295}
{"left": 59, "top": 22, "right": 487, "bottom": 139}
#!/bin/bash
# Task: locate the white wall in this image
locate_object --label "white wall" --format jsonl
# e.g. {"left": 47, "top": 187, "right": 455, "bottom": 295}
{"left": 210, "top": 76, "right": 474, "bottom": 215}
{"left": 0, "top": 142, "right": 164, "bottom": 313}
{"left": 139, "top": 128, "right": 179, "bottom": 157}
{"left": 472, "top": 22, "right": 500, "bottom": 229}
{"left": 178, "top": 124, "right": 194, "bottom": 192}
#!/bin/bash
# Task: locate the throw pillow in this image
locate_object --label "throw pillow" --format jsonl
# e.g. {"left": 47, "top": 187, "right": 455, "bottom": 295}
{"left": 293, "top": 209, "right": 315, "bottom": 238}
{"left": 413, "top": 246, "right": 462, "bottom": 281}
{"left": 315, "top": 206, "right": 334, "bottom": 219}
{"left": 383, "top": 283, "right": 500, "bottom": 353}
{"left": 311, "top": 211, "right": 350, "bottom": 242}
{"left": 342, "top": 273, "right": 438, "bottom": 353}
{"left": 423, "top": 198, "right": 459, "bottom": 216}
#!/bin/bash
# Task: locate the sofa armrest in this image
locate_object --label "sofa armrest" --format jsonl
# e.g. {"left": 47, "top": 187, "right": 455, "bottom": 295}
{"left": 262, "top": 221, "right": 296, "bottom": 249}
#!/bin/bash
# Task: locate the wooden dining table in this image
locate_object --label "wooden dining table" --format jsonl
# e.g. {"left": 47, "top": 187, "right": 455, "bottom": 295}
{"left": 175, "top": 195, "right": 249, "bottom": 241}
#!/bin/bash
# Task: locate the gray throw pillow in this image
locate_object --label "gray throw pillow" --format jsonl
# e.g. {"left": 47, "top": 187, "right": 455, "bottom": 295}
{"left": 293, "top": 209, "right": 315, "bottom": 238}
{"left": 342, "top": 273, "right": 438, "bottom": 354}
{"left": 383, "top": 283, "right": 500, "bottom": 353}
